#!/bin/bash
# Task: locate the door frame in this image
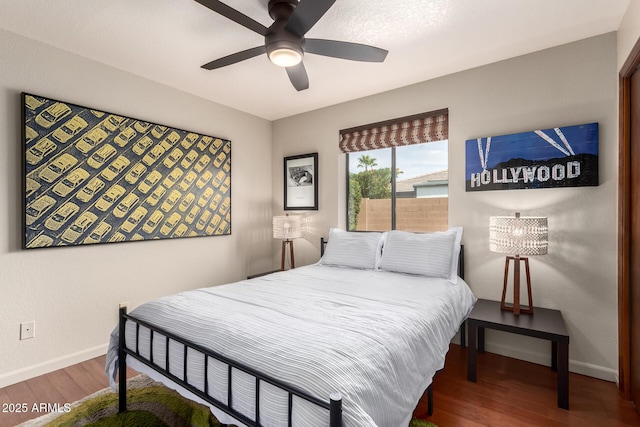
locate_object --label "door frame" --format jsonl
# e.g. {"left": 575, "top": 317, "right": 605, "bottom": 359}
{"left": 618, "top": 36, "right": 640, "bottom": 400}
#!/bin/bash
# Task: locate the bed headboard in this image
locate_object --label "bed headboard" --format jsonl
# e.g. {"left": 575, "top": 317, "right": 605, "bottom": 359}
{"left": 320, "top": 236, "right": 465, "bottom": 280}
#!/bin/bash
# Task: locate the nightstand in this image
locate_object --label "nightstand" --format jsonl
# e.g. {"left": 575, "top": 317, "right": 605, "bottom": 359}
{"left": 466, "top": 299, "right": 570, "bottom": 409}
{"left": 247, "top": 269, "right": 281, "bottom": 279}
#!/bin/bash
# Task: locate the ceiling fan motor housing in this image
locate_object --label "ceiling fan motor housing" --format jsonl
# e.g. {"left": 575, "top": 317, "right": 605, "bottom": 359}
{"left": 266, "top": 0, "right": 305, "bottom": 66}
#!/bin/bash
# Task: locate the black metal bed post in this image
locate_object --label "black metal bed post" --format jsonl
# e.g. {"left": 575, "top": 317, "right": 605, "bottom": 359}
{"left": 426, "top": 384, "right": 433, "bottom": 416}
{"left": 459, "top": 244, "right": 467, "bottom": 349}
{"left": 459, "top": 244, "right": 465, "bottom": 280}
{"left": 118, "top": 306, "right": 127, "bottom": 413}
{"left": 329, "top": 393, "right": 343, "bottom": 427}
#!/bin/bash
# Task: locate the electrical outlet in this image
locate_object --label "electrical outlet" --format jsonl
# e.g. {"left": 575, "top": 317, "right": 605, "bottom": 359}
{"left": 20, "top": 321, "right": 35, "bottom": 340}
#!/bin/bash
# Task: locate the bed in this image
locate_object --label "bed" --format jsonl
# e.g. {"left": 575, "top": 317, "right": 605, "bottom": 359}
{"left": 106, "top": 228, "right": 476, "bottom": 426}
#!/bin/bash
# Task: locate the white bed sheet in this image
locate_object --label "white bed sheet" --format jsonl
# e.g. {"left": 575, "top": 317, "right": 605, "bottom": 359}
{"left": 106, "top": 265, "right": 476, "bottom": 427}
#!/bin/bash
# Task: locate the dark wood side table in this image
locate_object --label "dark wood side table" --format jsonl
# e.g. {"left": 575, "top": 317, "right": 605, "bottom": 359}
{"left": 467, "top": 299, "right": 570, "bottom": 409}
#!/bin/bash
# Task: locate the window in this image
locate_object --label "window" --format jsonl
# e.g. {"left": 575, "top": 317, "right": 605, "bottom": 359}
{"left": 342, "top": 110, "right": 449, "bottom": 232}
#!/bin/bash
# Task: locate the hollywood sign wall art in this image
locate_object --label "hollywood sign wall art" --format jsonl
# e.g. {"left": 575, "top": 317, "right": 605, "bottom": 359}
{"left": 465, "top": 123, "right": 598, "bottom": 192}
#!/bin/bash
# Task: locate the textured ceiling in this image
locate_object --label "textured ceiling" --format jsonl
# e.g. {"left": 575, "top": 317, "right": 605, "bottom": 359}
{"left": 0, "top": 0, "right": 630, "bottom": 120}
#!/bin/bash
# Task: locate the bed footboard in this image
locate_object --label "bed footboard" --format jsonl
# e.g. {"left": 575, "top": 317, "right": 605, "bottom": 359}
{"left": 117, "top": 306, "right": 343, "bottom": 427}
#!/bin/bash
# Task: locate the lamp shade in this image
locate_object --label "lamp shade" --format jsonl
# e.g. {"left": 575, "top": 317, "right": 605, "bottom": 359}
{"left": 489, "top": 213, "right": 548, "bottom": 256}
{"left": 273, "top": 215, "right": 303, "bottom": 240}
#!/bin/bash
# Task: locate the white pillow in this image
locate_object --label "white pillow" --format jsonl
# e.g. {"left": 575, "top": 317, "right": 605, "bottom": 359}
{"left": 319, "top": 229, "right": 386, "bottom": 270}
{"left": 379, "top": 227, "right": 463, "bottom": 283}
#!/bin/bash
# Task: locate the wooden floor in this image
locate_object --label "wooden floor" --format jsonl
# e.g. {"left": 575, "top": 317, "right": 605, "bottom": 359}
{"left": 0, "top": 356, "right": 136, "bottom": 427}
{"left": 1, "top": 345, "right": 639, "bottom": 426}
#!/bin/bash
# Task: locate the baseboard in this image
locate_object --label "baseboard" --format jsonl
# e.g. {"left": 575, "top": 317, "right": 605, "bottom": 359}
{"left": 570, "top": 359, "right": 618, "bottom": 383}
{"left": 0, "top": 344, "right": 108, "bottom": 389}
{"left": 483, "top": 342, "right": 618, "bottom": 383}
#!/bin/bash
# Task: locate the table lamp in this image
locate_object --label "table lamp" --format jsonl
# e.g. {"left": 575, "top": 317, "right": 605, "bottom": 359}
{"left": 273, "top": 214, "right": 302, "bottom": 270}
{"left": 489, "top": 212, "right": 548, "bottom": 315}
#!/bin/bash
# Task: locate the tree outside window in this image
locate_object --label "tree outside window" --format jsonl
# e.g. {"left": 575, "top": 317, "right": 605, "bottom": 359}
{"left": 347, "top": 141, "right": 448, "bottom": 232}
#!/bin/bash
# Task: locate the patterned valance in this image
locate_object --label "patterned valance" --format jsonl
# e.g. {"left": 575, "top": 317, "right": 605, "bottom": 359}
{"left": 339, "top": 109, "right": 448, "bottom": 153}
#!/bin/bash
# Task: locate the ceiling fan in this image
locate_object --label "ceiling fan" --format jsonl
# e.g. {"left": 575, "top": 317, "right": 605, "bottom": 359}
{"left": 195, "top": 0, "right": 388, "bottom": 91}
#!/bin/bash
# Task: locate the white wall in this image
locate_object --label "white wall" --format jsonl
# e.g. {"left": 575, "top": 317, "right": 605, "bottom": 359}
{"left": 273, "top": 33, "right": 619, "bottom": 381}
{"left": 0, "top": 29, "right": 274, "bottom": 387}
{"left": 617, "top": 0, "right": 640, "bottom": 71}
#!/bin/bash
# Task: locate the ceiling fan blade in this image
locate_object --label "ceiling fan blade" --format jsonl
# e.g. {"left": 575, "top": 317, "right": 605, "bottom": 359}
{"left": 286, "top": 62, "right": 309, "bottom": 91}
{"left": 285, "top": 0, "right": 336, "bottom": 38}
{"left": 201, "top": 46, "right": 266, "bottom": 70}
{"left": 306, "top": 39, "right": 388, "bottom": 62}
{"left": 194, "top": 0, "right": 268, "bottom": 36}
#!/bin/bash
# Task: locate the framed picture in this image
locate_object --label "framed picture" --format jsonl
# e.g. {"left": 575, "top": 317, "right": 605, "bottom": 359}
{"left": 22, "top": 92, "right": 231, "bottom": 249}
{"left": 465, "top": 122, "right": 598, "bottom": 191}
{"left": 284, "top": 152, "right": 318, "bottom": 210}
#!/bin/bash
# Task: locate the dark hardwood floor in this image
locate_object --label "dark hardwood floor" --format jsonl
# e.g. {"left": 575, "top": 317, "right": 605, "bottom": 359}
{"left": 416, "top": 346, "right": 640, "bottom": 426}
{"left": 1, "top": 345, "right": 639, "bottom": 426}
{"left": 0, "top": 356, "right": 136, "bottom": 427}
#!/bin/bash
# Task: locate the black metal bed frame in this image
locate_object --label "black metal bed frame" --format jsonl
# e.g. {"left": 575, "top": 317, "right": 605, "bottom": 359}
{"left": 118, "top": 308, "right": 343, "bottom": 426}
{"left": 117, "top": 237, "right": 465, "bottom": 426}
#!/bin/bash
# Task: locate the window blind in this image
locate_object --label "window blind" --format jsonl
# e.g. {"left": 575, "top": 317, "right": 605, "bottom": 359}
{"left": 339, "top": 109, "right": 448, "bottom": 153}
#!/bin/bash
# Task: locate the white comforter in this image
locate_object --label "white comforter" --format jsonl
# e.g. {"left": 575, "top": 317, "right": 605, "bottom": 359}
{"left": 106, "top": 264, "right": 476, "bottom": 427}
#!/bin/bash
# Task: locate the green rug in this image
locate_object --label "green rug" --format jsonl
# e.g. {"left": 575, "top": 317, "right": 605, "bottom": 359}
{"left": 21, "top": 375, "right": 436, "bottom": 427}
{"left": 409, "top": 419, "right": 437, "bottom": 427}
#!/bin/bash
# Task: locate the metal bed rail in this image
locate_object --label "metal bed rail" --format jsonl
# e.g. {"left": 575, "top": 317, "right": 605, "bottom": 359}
{"left": 118, "top": 307, "right": 343, "bottom": 427}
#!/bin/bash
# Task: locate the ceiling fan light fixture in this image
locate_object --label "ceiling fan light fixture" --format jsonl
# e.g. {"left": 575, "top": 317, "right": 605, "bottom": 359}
{"left": 269, "top": 48, "right": 302, "bottom": 67}
{"left": 267, "top": 41, "right": 303, "bottom": 67}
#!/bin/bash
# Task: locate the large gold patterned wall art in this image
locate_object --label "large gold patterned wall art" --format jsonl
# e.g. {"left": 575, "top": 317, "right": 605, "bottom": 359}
{"left": 22, "top": 93, "right": 231, "bottom": 249}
